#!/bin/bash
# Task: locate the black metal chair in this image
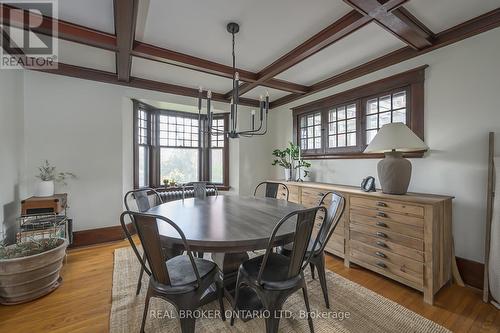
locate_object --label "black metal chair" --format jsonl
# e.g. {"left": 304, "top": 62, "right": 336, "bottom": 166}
{"left": 278, "top": 191, "right": 345, "bottom": 308}
{"left": 120, "top": 211, "right": 225, "bottom": 333}
{"left": 231, "top": 206, "right": 323, "bottom": 333}
{"left": 253, "top": 181, "right": 289, "bottom": 201}
{"left": 182, "top": 181, "right": 218, "bottom": 200}
{"left": 123, "top": 188, "right": 163, "bottom": 295}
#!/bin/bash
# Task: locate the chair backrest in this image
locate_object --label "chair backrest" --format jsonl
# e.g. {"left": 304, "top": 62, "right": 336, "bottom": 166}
{"left": 257, "top": 206, "right": 321, "bottom": 283}
{"left": 253, "top": 181, "right": 289, "bottom": 200}
{"left": 182, "top": 182, "right": 218, "bottom": 199}
{"left": 315, "top": 191, "right": 346, "bottom": 253}
{"left": 119, "top": 211, "right": 201, "bottom": 287}
{"left": 124, "top": 188, "right": 163, "bottom": 212}
{"left": 121, "top": 188, "right": 164, "bottom": 277}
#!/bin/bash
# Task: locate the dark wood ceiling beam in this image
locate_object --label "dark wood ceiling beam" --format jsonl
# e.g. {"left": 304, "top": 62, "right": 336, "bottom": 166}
{"left": 25, "top": 62, "right": 260, "bottom": 107}
{"left": 132, "top": 41, "right": 307, "bottom": 94}
{"left": 132, "top": 41, "right": 258, "bottom": 82}
{"left": 262, "top": 79, "right": 309, "bottom": 94}
{"left": 343, "top": 0, "right": 432, "bottom": 50}
{"left": 225, "top": 10, "right": 372, "bottom": 98}
{"left": 114, "top": 0, "right": 138, "bottom": 81}
{"left": 271, "top": 8, "right": 500, "bottom": 108}
{"left": 0, "top": 4, "right": 117, "bottom": 50}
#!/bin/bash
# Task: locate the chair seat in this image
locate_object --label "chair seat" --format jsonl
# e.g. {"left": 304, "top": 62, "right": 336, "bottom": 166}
{"left": 239, "top": 253, "right": 302, "bottom": 290}
{"left": 279, "top": 238, "right": 321, "bottom": 256}
{"left": 167, "top": 255, "right": 217, "bottom": 286}
{"left": 151, "top": 255, "right": 217, "bottom": 294}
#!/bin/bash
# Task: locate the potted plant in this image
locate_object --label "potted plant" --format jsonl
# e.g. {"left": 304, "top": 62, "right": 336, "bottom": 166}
{"left": 0, "top": 232, "right": 68, "bottom": 305}
{"left": 35, "top": 160, "right": 76, "bottom": 197}
{"left": 288, "top": 143, "right": 311, "bottom": 181}
{"left": 272, "top": 146, "right": 293, "bottom": 180}
{"left": 272, "top": 142, "right": 311, "bottom": 181}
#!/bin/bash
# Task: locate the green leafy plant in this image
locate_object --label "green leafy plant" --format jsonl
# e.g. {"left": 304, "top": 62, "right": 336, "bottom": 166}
{"left": 272, "top": 142, "right": 311, "bottom": 177}
{"left": 271, "top": 147, "right": 292, "bottom": 169}
{"left": 36, "top": 160, "right": 76, "bottom": 185}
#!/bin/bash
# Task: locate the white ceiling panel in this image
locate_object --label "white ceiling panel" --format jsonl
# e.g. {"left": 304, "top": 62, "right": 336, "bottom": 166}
{"left": 58, "top": 0, "right": 115, "bottom": 33}
{"left": 57, "top": 39, "right": 116, "bottom": 73}
{"left": 275, "top": 23, "right": 406, "bottom": 86}
{"left": 138, "top": 0, "right": 353, "bottom": 72}
{"left": 405, "top": 0, "right": 500, "bottom": 33}
{"left": 131, "top": 57, "right": 234, "bottom": 92}
{"left": 242, "top": 87, "right": 289, "bottom": 101}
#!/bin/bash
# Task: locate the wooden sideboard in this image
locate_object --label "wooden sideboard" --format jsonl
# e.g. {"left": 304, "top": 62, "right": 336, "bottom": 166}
{"left": 270, "top": 180, "right": 461, "bottom": 305}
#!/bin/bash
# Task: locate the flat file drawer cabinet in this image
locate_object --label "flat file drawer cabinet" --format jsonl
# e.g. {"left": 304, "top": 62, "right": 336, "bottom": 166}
{"left": 271, "top": 180, "right": 457, "bottom": 305}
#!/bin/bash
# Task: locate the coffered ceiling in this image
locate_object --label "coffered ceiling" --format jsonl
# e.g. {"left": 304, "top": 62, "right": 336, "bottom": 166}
{"left": 2, "top": 0, "right": 500, "bottom": 108}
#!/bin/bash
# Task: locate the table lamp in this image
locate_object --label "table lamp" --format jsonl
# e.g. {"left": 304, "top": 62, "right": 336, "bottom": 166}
{"left": 364, "top": 123, "right": 428, "bottom": 194}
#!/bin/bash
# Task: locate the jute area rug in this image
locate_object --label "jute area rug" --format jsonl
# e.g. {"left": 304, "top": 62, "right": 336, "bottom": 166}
{"left": 110, "top": 247, "right": 449, "bottom": 333}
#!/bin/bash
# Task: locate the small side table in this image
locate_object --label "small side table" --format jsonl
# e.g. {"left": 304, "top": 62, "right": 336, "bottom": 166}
{"left": 20, "top": 193, "right": 73, "bottom": 244}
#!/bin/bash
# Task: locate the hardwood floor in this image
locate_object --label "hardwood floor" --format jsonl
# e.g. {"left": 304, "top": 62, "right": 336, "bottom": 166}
{"left": 0, "top": 240, "right": 498, "bottom": 332}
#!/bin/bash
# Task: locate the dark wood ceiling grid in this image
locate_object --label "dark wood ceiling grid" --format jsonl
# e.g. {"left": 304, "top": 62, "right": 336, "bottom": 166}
{"left": 271, "top": 7, "right": 500, "bottom": 108}
{"left": 223, "top": 10, "right": 372, "bottom": 98}
{"left": 1, "top": 2, "right": 499, "bottom": 108}
{"left": 225, "top": 0, "right": 436, "bottom": 100}
{"left": 343, "top": 0, "right": 433, "bottom": 49}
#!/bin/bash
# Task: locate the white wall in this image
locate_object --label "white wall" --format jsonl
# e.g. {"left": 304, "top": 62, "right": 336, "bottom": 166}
{"left": 20, "top": 71, "right": 272, "bottom": 231}
{"left": 269, "top": 27, "right": 500, "bottom": 263}
{"left": 0, "top": 70, "right": 24, "bottom": 243}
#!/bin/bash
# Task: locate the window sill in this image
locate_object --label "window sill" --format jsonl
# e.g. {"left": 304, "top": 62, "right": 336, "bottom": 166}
{"left": 302, "top": 151, "right": 425, "bottom": 160}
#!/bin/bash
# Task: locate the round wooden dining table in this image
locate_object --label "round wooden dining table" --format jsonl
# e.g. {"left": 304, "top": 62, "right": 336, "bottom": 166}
{"left": 146, "top": 194, "right": 305, "bottom": 304}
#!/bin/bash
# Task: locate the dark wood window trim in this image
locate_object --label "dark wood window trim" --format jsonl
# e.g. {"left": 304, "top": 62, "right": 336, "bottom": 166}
{"left": 292, "top": 65, "right": 427, "bottom": 160}
{"left": 133, "top": 100, "right": 230, "bottom": 189}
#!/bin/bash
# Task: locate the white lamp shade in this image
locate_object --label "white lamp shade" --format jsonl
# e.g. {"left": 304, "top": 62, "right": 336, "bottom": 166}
{"left": 364, "top": 122, "right": 428, "bottom": 153}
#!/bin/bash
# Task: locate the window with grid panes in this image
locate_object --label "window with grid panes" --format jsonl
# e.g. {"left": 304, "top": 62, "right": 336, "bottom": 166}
{"left": 137, "top": 109, "right": 149, "bottom": 188}
{"left": 328, "top": 103, "right": 357, "bottom": 148}
{"left": 133, "top": 100, "right": 229, "bottom": 188}
{"left": 159, "top": 113, "right": 200, "bottom": 184}
{"left": 299, "top": 112, "right": 322, "bottom": 151}
{"left": 365, "top": 89, "right": 407, "bottom": 145}
{"left": 210, "top": 118, "right": 225, "bottom": 184}
{"left": 291, "top": 67, "right": 425, "bottom": 158}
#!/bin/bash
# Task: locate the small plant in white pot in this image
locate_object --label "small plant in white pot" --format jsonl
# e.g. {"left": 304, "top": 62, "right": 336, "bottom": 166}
{"left": 35, "top": 160, "right": 76, "bottom": 197}
{"left": 272, "top": 142, "right": 311, "bottom": 181}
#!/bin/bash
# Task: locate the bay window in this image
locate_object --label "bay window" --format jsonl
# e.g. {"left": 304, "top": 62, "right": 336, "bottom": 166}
{"left": 133, "top": 100, "right": 229, "bottom": 189}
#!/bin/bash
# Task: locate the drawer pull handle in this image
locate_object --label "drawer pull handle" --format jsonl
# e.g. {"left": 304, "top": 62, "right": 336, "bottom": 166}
{"left": 376, "top": 241, "right": 387, "bottom": 248}
{"left": 377, "top": 212, "right": 387, "bottom": 218}
{"left": 376, "top": 232, "right": 388, "bottom": 238}
{"left": 376, "top": 262, "right": 387, "bottom": 269}
{"left": 376, "top": 202, "right": 387, "bottom": 207}
{"left": 376, "top": 221, "right": 388, "bottom": 228}
{"left": 375, "top": 251, "right": 386, "bottom": 258}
